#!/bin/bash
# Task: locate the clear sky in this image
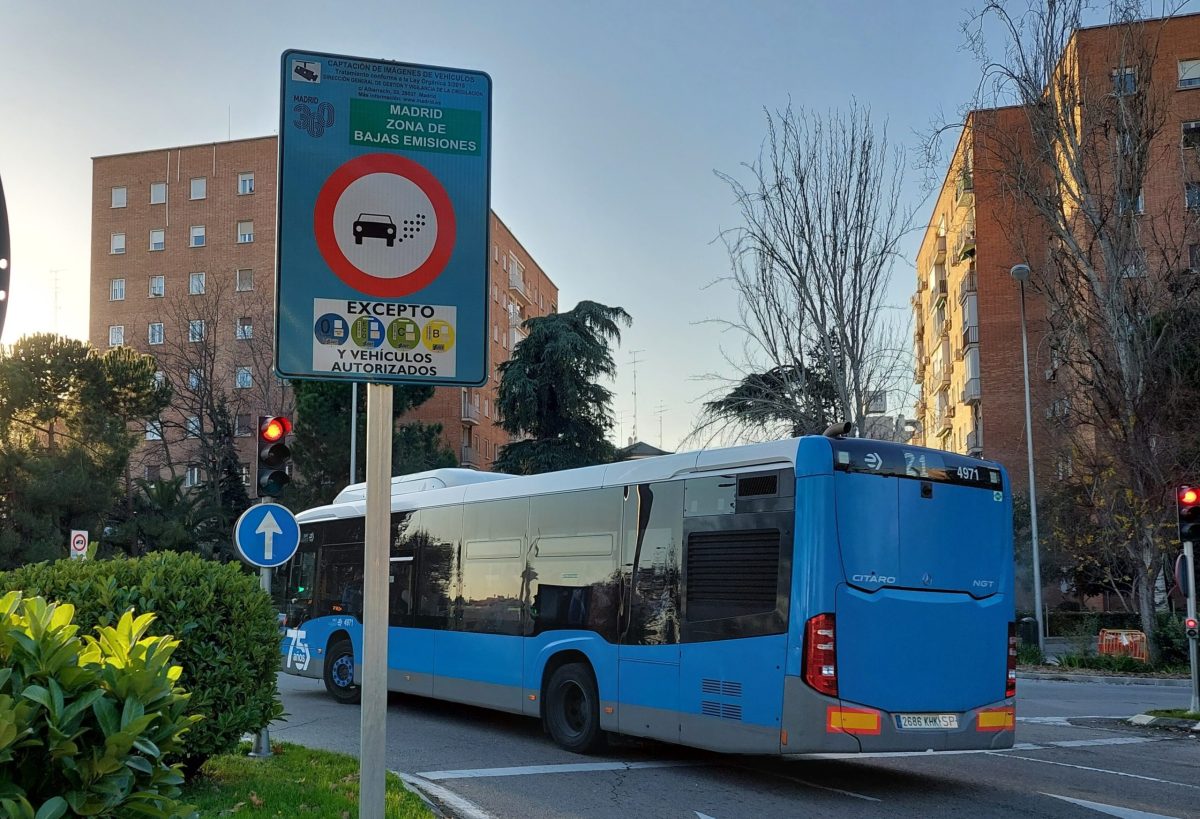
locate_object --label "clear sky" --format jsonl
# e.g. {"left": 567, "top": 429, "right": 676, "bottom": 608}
{"left": 0, "top": 0, "right": 989, "bottom": 449}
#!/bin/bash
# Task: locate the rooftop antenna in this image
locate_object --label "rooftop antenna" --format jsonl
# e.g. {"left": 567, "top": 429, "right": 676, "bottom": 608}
{"left": 49, "top": 269, "right": 66, "bottom": 335}
{"left": 629, "top": 349, "right": 645, "bottom": 443}
{"left": 655, "top": 402, "right": 667, "bottom": 449}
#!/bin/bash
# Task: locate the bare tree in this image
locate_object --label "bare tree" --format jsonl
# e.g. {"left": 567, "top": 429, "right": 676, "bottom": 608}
{"left": 696, "top": 103, "right": 918, "bottom": 445}
{"left": 957, "top": 0, "right": 1200, "bottom": 655}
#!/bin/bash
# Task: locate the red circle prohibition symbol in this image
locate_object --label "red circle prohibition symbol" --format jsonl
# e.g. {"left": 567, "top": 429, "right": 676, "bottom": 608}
{"left": 313, "top": 153, "right": 456, "bottom": 298}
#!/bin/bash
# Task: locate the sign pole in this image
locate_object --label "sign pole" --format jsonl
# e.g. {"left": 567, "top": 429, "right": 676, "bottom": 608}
{"left": 1185, "top": 541, "right": 1199, "bottom": 715}
{"left": 249, "top": 565, "right": 274, "bottom": 759}
{"left": 360, "top": 383, "right": 392, "bottom": 817}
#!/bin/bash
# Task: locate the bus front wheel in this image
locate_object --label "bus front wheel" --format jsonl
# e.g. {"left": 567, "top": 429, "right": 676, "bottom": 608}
{"left": 323, "top": 637, "right": 361, "bottom": 704}
{"left": 544, "top": 662, "right": 606, "bottom": 754}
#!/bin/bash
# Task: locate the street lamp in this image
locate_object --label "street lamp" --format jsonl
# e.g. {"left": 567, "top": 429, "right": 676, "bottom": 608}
{"left": 1011, "top": 263, "right": 1045, "bottom": 653}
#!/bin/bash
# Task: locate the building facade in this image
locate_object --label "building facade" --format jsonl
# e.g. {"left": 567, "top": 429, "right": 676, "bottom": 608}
{"left": 911, "top": 14, "right": 1200, "bottom": 489}
{"left": 89, "top": 136, "right": 557, "bottom": 490}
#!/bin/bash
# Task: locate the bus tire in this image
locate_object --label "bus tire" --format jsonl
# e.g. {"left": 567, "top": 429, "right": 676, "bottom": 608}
{"left": 543, "top": 662, "right": 606, "bottom": 754}
{"left": 323, "top": 637, "right": 361, "bottom": 704}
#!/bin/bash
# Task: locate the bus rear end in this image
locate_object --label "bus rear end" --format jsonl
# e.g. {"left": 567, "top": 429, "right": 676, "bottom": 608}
{"left": 782, "top": 437, "right": 1015, "bottom": 753}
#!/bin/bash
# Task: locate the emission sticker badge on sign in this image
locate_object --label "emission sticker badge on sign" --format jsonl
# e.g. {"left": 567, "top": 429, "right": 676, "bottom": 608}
{"left": 313, "top": 297, "right": 456, "bottom": 377}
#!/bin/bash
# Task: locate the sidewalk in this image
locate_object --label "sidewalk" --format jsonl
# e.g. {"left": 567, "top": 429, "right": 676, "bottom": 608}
{"left": 1018, "top": 669, "right": 1189, "bottom": 687}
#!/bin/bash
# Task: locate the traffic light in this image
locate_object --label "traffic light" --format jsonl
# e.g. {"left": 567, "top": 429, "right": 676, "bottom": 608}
{"left": 257, "top": 416, "right": 293, "bottom": 497}
{"left": 1178, "top": 486, "right": 1200, "bottom": 543}
{"left": 1186, "top": 617, "right": 1199, "bottom": 640}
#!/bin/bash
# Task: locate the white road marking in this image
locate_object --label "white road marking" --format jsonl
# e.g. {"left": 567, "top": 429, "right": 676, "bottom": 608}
{"left": 1042, "top": 793, "right": 1181, "bottom": 819}
{"left": 1047, "top": 737, "right": 1161, "bottom": 749}
{"left": 395, "top": 771, "right": 495, "bottom": 819}
{"left": 417, "top": 759, "right": 699, "bottom": 780}
{"left": 989, "top": 753, "right": 1200, "bottom": 791}
{"left": 695, "top": 813, "right": 718, "bottom": 819}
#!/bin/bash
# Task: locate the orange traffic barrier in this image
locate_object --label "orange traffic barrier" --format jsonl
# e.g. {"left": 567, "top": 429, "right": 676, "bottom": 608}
{"left": 1097, "top": 629, "right": 1148, "bottom": 662}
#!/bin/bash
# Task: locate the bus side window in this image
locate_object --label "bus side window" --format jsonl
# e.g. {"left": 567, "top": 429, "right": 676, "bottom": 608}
{"left": 318, "top": 545, "right": 364, "bottom": 620}
{"left": 459, "top": 499, "right": 527, "bottom": 636}
{"left": 622, "top": 481, "right": 684, "bottom": 646}
{"left": 414, "top": 506, "right": 462, "bottom": 631}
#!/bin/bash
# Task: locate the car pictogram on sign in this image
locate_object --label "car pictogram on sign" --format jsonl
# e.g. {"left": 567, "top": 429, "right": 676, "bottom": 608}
{"left": 353, "top": 213, "right": 397, "bottom": 246}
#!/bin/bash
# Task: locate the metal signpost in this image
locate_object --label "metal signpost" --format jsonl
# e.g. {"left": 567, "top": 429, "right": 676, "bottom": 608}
{"left": 277, "top": 50, "right": 491, "bottom": 817}
{"left": 234, "top": 503, "right": 302, "bottom": 758}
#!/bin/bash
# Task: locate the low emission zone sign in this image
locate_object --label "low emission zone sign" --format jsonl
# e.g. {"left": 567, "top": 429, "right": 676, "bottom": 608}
{"left": 276, "top": 50, "right": 491, "bottom": 385}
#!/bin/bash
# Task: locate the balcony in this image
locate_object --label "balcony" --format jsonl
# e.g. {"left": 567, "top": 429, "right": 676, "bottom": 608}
{"left": 955, "top": 171, "right": 974, "bottom": 208}
{"left": 937, "top": 407, "right": 954, "bottom": 437}
{"left": 961, "top": 324, "right": 979, "bottom": 352}
{"left": 962, "top": 377, "right": 981, "bottom": 405}
{"left": 966, "top": 427, "right": 983, "bottom": 457}
{"left": 931, "top": 234, "right": 947, "bottom": 264}
{"left": 953, "top": 220, "right": 977, "bottom": 263}
{"left": 932, "top": 271, "right": 948, "bottom": 308}
{"left": 510, "top": 326, "right": 527, "bottom": 349}
{"left": 460, "top": 444, "right": 482, "bottom": 468}
{"left": 935, "top": 360, "right": 951, "bottom": 392}
{"left": 509, "top": 269, "right": 532, "bottom": 304}
{"left": 958, "top": 269, "right": 977, "bottom": 302}
{"left": 940, "top": 318, "right": 952, "bottom": 339}
{"left": 914, "top": 355, "right": 926, "bottom": 383}
{"left": 461, "top": 394, "right": 480, "bottom": 426}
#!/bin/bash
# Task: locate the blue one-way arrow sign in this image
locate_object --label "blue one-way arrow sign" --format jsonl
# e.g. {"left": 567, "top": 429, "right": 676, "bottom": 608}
{"left": 235, "top": 503, "right": 301, "bottom": 568}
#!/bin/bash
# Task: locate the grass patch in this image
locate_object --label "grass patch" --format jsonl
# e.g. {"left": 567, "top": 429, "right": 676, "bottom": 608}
{"left": 1146, "top": 709, "right": 1200, "bottom": 721}
{"left": 181, "top": 742, "right": 432, "bottom": 818}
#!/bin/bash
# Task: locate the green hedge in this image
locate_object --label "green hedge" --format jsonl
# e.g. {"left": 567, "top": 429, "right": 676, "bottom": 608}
{"left": 0, "top": 553, "right": 282, "bottom": 772}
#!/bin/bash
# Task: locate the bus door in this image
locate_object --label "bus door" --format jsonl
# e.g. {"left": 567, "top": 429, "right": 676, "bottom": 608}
{"left": 618, "top": 482, "right": 682, "bottom": 743}
{"left": 387, "top": 547, "right": 428, "bottom": 695}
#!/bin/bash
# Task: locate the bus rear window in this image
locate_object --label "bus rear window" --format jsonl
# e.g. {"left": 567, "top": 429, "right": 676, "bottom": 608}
{"left": 832, "top": 439, "right": 1003, "bottom": 491}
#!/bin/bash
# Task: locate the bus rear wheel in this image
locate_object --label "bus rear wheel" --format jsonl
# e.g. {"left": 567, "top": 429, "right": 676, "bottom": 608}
{"left": 324, "top": 637, "right": 361, "bottom": 704}
{"left": 544, "top": 662, "right": 606, "bottom": 754}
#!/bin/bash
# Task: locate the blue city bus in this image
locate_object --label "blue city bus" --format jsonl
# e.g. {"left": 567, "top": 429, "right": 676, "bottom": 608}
{"left": 278, "top": 434, "right": 1017, "bottom": 754}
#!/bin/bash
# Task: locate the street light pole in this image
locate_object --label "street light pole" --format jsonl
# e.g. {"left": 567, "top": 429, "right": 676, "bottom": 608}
{"left": 1011, "top": 264, "right": 1045, "bottom": 653}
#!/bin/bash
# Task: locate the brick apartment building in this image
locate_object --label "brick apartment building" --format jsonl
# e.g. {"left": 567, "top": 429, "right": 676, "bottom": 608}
{"left": 911, "top": 13, "right": 1200, "bottom": 490}
{"left": 89, "top": 136, "right": 557, "bottom": 492}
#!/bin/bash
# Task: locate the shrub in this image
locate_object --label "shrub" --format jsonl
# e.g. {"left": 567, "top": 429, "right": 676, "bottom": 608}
{"left": 1016, "top": 643, "right": 1045, "bottom": 666}
{"left": 1153, "top": 613, "right": 1187, "bottom": 666}
{"left": 0, "top": 553, "right": 282, "bottom": 772}
{"left": 0, "top": 591, "right": 200, "bottom": 817}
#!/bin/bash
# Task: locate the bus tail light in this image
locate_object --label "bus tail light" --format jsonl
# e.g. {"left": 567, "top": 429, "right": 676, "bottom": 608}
{"left": 1006, "top": 622, "right": 1017, "bottom": 699}
{"left": 804, "top": 613, "right": 838, "bottom": 697}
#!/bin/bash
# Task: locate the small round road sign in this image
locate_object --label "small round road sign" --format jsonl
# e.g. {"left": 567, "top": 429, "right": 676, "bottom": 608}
{"left": 69, "top": 530, "right": 88, "bottom": 559}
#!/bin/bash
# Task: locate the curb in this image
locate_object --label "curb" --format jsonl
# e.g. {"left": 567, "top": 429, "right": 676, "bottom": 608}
{"left": 1018, "top": 670, "right": 1189, "bottom": 687}
{"left": 1128, "top": 713, "right": 1200, "bottom": 731}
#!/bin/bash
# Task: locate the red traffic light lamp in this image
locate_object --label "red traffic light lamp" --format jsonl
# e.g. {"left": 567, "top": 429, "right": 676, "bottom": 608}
{"left": 257, "top": 416, "right": 293, "bottom": 497}
{"left": 1178, "top": 486, "right": 1200, "bottom": 543}
{"left": 1186, "top": 617, "right": 1199, "bottom": 640}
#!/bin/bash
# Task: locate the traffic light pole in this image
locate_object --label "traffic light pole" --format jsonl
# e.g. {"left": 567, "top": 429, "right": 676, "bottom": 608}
{"left": 249, "top": 558, "right": 273, "bottom": 759}
{"left": 360, "top": 384, "right": 392, "bottom": 819}
{"left": 1185, "top": 541, "right": 1199, "bottom": 715}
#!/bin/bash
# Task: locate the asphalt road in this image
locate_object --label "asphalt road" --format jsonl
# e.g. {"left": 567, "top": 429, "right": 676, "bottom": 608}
{"left": 273, "top": 674, "right": 1199, "bottom": 818}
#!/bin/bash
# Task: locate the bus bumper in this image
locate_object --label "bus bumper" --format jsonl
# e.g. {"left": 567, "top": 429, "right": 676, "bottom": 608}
{"left": 780, "top": 675, "right": 1015, "bottom": 754}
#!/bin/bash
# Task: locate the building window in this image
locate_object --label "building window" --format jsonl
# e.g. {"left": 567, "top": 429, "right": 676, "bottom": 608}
{"left": 189, "top": 271, "right": 206, "bottom": 295}
{"left": 237, "top": 221, "right": 254, "bottom": 243}
{"left": 148, "top": 275, "right": 165, "bottom": 297}
{"left": 491, "top": 284, "right": 498, "bottom": 302}
{"left": 1118, "top": 189, "right": 1144, "bottom": 214}
{"left": 236, "top": 317, "right": 253, "bottom": 340}
{"left": 148, "top": 322, "right": 164, "bottom": 345}
{"left": 108, "top": 325, "right": 124, "bottom": 347}
{"left": 1180, "top": 59, "right": 1200, "bottom": 90}
{"left": 111, "top": 186, "right": 127, "bottom": 208}
{"left": 145, "top": 420, "right": 162, "bottom": 441}
{"left": 109, "top": 278, "right": 125, "bottom": 301}
{"left": 235, "top": 414, "right": 253, "bottom": 437}
{"left": 110, "top": 233, "right": 125, "bottom": 255}
{"left": 1112, "top": 67, "right": 1137, "bottom": 95}
{"left": 236, "top": 268, "right": 254, "bottom": 291}
{"left": 239, "top": 463, "right": 250, "bottom": 486}
{"left": 188, "top": 369, "right": 203, "bottom": 391}
{"left": 190, "top": 177, "right": 206, "bottom": 200}
{"left": 153, "top": 370, "right": 166, "bottom": 388}
{"left": 238, "top": 172, "right": 255, "bottom": 195}
{"left": 185, "top": 416, "right": 201, "bottom": 438}
{"left": 150, "top": 182, "right": 166, "bottom": 204}
{"left": 185, "top": 465, "right": 201, "bottom": 487}
{"left": 1187, "top": 182, "right": 1200, "bottom": 211}
{"left": 190, "top": 225, "right": 206, "bottom": 247}
{"left": 188, "top": 320, "right": 205, "bottom": 342}
{"left": 235, "top": 366, "right": 252, "bottom": 389}
{"left": 1183, "top": 121, "right": 1200, "bottom": 150}
{"left": 149, "top": 229, "right": 165, "bottom": 251}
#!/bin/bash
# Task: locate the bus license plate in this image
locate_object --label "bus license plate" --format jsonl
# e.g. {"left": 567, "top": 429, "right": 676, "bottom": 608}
{"left": 898, "top": 714, "right": 958, "bottom": 729}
